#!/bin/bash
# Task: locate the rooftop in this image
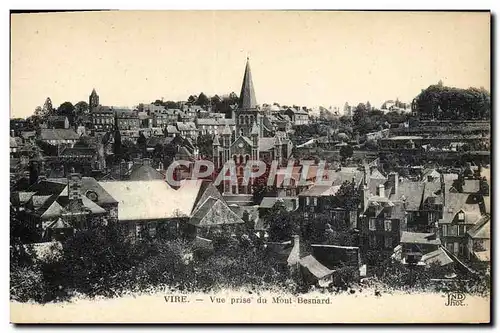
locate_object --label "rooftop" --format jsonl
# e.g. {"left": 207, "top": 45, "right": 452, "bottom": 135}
{"left": 400, "top": 231, "right": 441, "bottom": 245}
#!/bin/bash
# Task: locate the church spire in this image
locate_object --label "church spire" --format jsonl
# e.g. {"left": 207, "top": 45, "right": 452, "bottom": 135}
{"left": 238, "top": 57, "right": 257, "bottom": 109}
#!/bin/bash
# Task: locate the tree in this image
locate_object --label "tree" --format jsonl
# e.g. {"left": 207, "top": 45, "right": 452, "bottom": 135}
{"left": 74, "top": 101, "right": 89, "bottom": 117}
{"left": 335, "top": 180, "right": 360, "bottom": 211}
{"left": 57, "top": 102, "right": 75, "bottom": 125}
{"left": 42, "top": 97, "right": 54, "bottom": 117}
{"left": 228, "top": 92, "right": 239, "bottom": 104}
{"left": 352, "top": 103, "right": 368, "bottom": 124}
{"left": 414, "top": 84, "right": 491, "bottom": 120}
{"left": 366, "top": 101, "right": 372, "bottom": 111}
{"left": 34, "top": 106, "right": 42, "bottom": 117}
{"left": 164, "top": 101, "right": 178, "bottom": 109}
{"left": 196, "top": 134, "right": 214, "bottom": 159}
{"left": 195, "top": 92, "right": 209, "bottom": 106}
{"left": 267, "top": 202, "right": 300, "bottom": 242}
{"left": 187, "top": 95, "right": 197, "bottom": 104}
{"left": 339, "top": 144, "right": 354, "bottom": 162}
{"left": 210, "top": 95, "right": 222, "bottom": 106}
{"left": 137, "top": 132, "right": 147, "bottom": 157}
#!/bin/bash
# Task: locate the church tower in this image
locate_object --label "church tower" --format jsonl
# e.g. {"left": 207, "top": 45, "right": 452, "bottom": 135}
{"left": 89, "top": 88, "right": 99, "bottom": 111}
{"left": 235, "top": 58, "right": 259, "bottom": 138}
{"left": 251, "top": 122, "right": 259, "bottom": 161}
{"left": 213, "top": 133, "right": 221, "bottom": 170}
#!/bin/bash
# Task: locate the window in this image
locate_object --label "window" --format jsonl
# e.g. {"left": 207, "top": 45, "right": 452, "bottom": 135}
{"left": 441, "top": 225, "right": 448, "bottom": 237}
{"left": 306, "top": 197, "right": 310, "bottom": 206}
{"left": 148, "top": 222, "right": 157, "bottom": 237}
{"left": 369, "top": 218, "right": 376, "bottom": 231}
{"left": 457, "top": 212, "right": 465, "bottom": 221}
{"left": 448, "top": 225, "right": 458, "bottom": 236}
{"left": 384, "top": 220, "right": 392, "bottom": 232}
{"left": 458, "top": 225, "right": 467, "bottom": 236}
{"left": 384, "top": 236, "right": 393, "bottom": 249}
{"left": 313, "top": 197, "right": 318, "bottom": 206}
{"left": 446, "top": 242, "right": 454, "bottom": 252}
{"left": 304, "top": 212, "right": 309, "bottom": 219}
{"left": 428, "top": 212, "right": 435, "bottom": 223}
{"left": 369, "top": 234, "right": 377, "bottom": 248}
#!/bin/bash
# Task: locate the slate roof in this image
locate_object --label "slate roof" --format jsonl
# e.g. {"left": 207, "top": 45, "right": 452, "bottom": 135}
{"left": 483, "top": 197, "right": 490, "bottom": 214}
{"left": 440, "top": 192, "right": 482, "bottom": 224}
{"left": 391, "top": 181, "right": 425, "bottom": 211}
{"left": 258, "top": 137, "right": 276, "bottom": 152}
{"left": 47, "top": 116, "right": 68, "bottom": 123}
{"left": 176, "top": 122, "right": 197, "bottom": 131}
{"left": 467, "top": 215, "right": 490, "bottom": 239}
{"left": 166, "top": 125, "right": 179, "bottom": 134}
{"left": 21, "top": 131, "right": 36, "bottom": 140}
{"left": 299, "top": 255, "right": 334, "bottom": 279}
{"left": 400, "top": 231, "right": 441, "bottom": 245}
{"left": 51, "top": 177, "right": 118, "bottom": 205}
{"left": 299, "top": 185, "right": 340, "bottom": 197}
{"left": 259, "top": 197, "right": 298, "bottom": 211}
{"left": 41, "top": 195, "right": 107, "bottom": 219}
{"left": 129, "top": 165, "right": 164, "bottom": 181}
{"left": 193, "top": 181, "right": 224, "bottom": 212}
{"left": 40, "top": 129, "right": 80, "bottom": 141}
{"left": 99, "top": 179, "right": 202, "bottom": 221}
{"left": 59, "top": 147, "right": 96, "bottom": 157}
{"left": 189, "top": 197, "right": 244, "bottom": 227}
{"left": 463, "top": 179, "right": 480, "bottom": 194}
{"left": 369, "top": 168, "right": 387, "bottom": 180}
{"left": 328, "top": 168, "right": 363, "bottom": 187}
{"left": 421, "top": 247, "right": 454, "bottom": 267}
{"left": 286, "top": 107, "right": 309, "bottom": 115}
{"left": 10, "top": 137, "right": 19, "bottom": 148}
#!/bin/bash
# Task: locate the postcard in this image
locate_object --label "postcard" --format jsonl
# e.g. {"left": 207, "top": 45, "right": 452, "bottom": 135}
{"left": 9, "top": 10, "right": 491, "bottom": 324}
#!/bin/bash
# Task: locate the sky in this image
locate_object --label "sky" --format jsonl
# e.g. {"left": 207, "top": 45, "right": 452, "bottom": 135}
{"left": 10, "top": 11, "right": 490, "bottom": 118}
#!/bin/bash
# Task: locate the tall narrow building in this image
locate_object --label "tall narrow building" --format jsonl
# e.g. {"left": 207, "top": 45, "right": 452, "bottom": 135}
{"left": 212, "top": 58, "right": 294, "bottom": 200}
{"left": 235, "top": 58, "right": 259, "bottom": 137}
{"left": 89, "top": 88, "right": 100, "bottom": 111}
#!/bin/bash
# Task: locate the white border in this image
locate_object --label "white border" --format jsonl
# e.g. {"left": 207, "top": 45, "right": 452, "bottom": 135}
{"left": 3, "top": 1, "right": 497, "bottom": 332}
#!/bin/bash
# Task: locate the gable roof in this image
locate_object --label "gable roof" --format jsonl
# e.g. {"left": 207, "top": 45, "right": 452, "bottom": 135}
{"left": 440, "top": 192, "right": 482, "bottom": 224}
{"left": 258, "top": 137, "right": 276, "bottom": 152}
{"left": 391, "top": 181, "right": 425, "bottom": 211}
{"left": 400, "top": 231, "right": 441, "bottom": 245}
{"left": 299, "top": 185, "right": 340, "bottom": 197}
{"left": 98, "top": 179, "right": 203, "bottom": 221}
{"left": 421, "top": 247, "right": 454, "bottom": 267}
{"left": 231, "top": 135, "right": 253, "bottom": 149}
{"left": 299, "top": 255, "right": 334, "bottom": 279}
{"left": 40, "top": 129, "right": 80, "bottom": 141}
{"left": 129, "top": 165, "right": 164, "bottom": 181}
{"left": 463, "top": 179, "right": 480, "bottom": 194}
{"left": 51, "top": 177, "right": 118, "bottom": 206}
{"left": 189, "top": 197, "right": 244, "bottom": 227}
{"left": 467, "top": 215, "right": 490, "bottom": 239}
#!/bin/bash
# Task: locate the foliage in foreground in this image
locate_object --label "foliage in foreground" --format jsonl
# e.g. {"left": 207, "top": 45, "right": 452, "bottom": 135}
{"left": 11, "top": 222, "right": 490, "bottom": 303}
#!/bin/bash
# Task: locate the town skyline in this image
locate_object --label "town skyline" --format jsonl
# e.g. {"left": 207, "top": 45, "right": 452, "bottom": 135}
{"left": 11, "top": 11, "right": 490, "bottom": 118}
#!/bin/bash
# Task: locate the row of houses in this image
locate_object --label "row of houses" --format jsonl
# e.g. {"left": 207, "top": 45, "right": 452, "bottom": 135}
{"left": 12, "top": 171, "right": 245, "bottom": 243}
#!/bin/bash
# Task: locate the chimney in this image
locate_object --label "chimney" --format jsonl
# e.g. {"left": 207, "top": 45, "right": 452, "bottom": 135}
{"left": 388, "top": 172, "right": 398, "bottom": 196}
{"left": 377, "top": 184, "right": 385, "bottom": 197}
{"left": 287, "top": 234, "right": 301, "bottom": 266}
{"left": 133, "top": 158, "right": 143, "bottom": 166}
{"left": 67, "top": 173, "right": 83, "bottom": 212}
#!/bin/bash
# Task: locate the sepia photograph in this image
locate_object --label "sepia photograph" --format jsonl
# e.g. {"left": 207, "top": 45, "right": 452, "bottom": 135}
{"left": 9, "top": 10, "right": 491, "bottom": 324}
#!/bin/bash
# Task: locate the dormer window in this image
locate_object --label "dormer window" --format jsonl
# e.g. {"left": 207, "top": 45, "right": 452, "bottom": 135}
{"left": 457, "top": 211, "right": 465, "bottom": 221}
